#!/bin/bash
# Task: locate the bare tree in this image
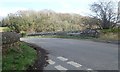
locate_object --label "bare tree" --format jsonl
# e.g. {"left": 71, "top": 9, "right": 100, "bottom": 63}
{"left": 117, "top": 1, "right": 120, "bottom": 24}
{"left": 90, "top": 1, "right": 117, "bottom": 29}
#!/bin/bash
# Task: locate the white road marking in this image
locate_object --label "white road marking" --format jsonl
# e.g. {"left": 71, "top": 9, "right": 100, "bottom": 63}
{"left": 57, "top": 56, "right": 68, "bottom": 61}
{"left": 87, "top": 68, "right": 93, "bottom": 70}
{"left": 55, "top": 65, "right": 68, "bottom": 70}
{"left": 67, "top": 61, "right": 82, "bottom": 67}
{"left": 47, "top": 59, "right": 55, "bottom": 65}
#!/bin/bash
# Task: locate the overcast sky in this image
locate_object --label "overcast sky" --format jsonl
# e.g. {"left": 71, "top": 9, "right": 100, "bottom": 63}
{"left": 0, "top": 0, "right": 119, "bottom": 17}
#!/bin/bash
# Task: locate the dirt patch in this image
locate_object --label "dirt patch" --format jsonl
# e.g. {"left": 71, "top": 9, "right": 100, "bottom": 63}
{"left": 26, "top": 43, "right": 49, "bottom": 72}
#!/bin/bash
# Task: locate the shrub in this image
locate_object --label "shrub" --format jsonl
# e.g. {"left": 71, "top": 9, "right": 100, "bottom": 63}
{"left": 101, "top": 28, "right": 120, "bottom": 33}
{"left": 101, "top": 33, "right": 118, "bottom": 40}
{"left": 2, "top": 32, "right": 20, "bottom": 44}
{"left": 0, "top": 27, "right": 12, "bottom": 32}
{"left": 20, "top": 31, "right": 26, "bottom": 37}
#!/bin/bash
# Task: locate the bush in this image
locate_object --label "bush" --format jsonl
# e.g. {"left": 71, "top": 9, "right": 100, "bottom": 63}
{"left": 99, "top": 28, "right": 119, "bottom": 40}
{"left": 20, "top": 31, "right": 26, "bottom": 37}
{"left": 101, "top": 28, "right": 120, "bottom": 33}
{"left": 0, "top": 27, "right": 12, "bottom": 32}
{"left": 2, "top": 32, "right": 20, "bottom": 44}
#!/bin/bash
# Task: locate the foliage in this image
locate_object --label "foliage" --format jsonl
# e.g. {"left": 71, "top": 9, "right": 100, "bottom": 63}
{"left": 101, "top": 28, "right": 120, "bottom": 33}
{"left": 81, "top": 17, "right": 100, "bottom": 29}
{"left": 2, "top": 42, "right": 37, "bottom": 70}
{"left": 2, "top": 32, "right": 20, "bottom": 44}
{"left": 1, "top": 10, "right": 100, "bottom": 33}
{"left": 99, "top": 32, "right": 119, "bottom": 40}
{"left": 20, "top": 31, "right": 27, "bottom": 37}
{"left": 0, "top": 27, "right": 11, "bottom": 32}
{"left": 99, "top": 28, "right": 119, "bottom": 40}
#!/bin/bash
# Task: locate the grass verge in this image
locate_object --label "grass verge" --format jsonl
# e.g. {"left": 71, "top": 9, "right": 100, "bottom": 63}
{"left": 99, "top": 32, "right": 119, "bottom": 41}
{"left": 2, "top": 42, "right": 37, "bottom": 70}
{"left": 0, "top": 27, "right": 11, "bottom": 32}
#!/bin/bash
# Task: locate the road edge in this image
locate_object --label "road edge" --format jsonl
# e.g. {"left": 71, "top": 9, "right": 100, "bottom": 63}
{"left": 25, "top": 42, "right": 49, "bottom": 72}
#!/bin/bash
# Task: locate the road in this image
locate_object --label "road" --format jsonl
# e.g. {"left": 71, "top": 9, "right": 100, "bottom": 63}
{"left": 20, "top": 38, "right": 118, "bottom": 71}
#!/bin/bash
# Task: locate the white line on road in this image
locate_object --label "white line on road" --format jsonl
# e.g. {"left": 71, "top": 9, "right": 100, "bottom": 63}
{"left": 57, "top": 56, "right": 68, "bottom": 61}
{"left": 67, "top": 61, "right": 82, "bottom": 68}
{"left": 87, "top": 68, "right": 93, "bottom": 70}
{"left": 55, "top": 65, "right": 68, "bottom": 70}
{"left": 47, "top": 59, "right": 55, "bottom": 65}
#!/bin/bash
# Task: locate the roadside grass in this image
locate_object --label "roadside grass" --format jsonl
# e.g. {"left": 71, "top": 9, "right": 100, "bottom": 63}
{"left": 2, "top": 42, "right": 37, "bottom": 70}
{"left": 99, "top": 28, "right": 120, "bottom": 41}
{"left": 0, "top": 27, "right": 11, "bottom": 32}
{"left": 101, "top": 28, "right": 120, "bottom": 33}
{"left": 99, "top": 32, "right": 119, "bottom": 41}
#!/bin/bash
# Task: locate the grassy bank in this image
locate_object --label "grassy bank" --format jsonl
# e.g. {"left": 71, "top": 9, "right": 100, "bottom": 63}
{"left": 99, "top": 32, "right": 119, "bottom": 41}
{"left": 99, "top": 28, "right": 120, "bottom": 41}
{"left": 2, "top": 42, "right": 37, "bottom": 70}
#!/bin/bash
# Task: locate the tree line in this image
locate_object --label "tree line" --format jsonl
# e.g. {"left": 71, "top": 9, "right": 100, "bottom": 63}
{"left": 0, "top": 10, "right": 98, "bottom": 33}
{"left": 0, "top": 1, "right": 118, "bottom": 33}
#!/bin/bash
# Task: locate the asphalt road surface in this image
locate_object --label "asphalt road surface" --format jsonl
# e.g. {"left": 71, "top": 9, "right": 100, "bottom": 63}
{"left": 20, "top": 38, "right": 118, "bottom": 71}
